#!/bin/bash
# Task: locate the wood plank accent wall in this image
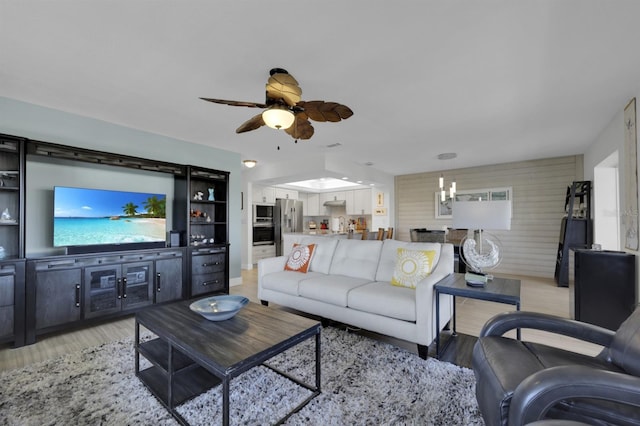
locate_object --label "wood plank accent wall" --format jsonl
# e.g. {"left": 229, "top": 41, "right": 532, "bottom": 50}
{"left": 395, "top": 155, "right": 584, "bottom": 278}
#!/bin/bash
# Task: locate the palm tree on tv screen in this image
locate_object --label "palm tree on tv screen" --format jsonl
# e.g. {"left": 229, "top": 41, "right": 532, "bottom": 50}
{"left": 143, "top": 196, "right": 166, "bottom": 218}
{"left": 122, "top": 202, "right": 139, "bottom": 217}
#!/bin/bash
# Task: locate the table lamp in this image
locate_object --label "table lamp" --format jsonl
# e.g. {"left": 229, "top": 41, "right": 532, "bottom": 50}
{"left": 452, "top": 199, "right": 511, "bottom": 285}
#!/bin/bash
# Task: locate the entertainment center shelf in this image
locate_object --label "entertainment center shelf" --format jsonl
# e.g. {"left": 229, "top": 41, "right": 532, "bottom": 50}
{"left": 0, "top": 132, "right": 230, "bottom": 347}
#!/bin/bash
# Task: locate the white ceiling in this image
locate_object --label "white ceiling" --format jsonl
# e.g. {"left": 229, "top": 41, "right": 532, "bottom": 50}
{"left": 2, "top": 1, "right": 640, "bottom": 186}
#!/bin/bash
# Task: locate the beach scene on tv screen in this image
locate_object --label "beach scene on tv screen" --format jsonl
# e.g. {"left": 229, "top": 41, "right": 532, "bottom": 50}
{"left": 53, "top": 186, "right": 167, "bottom": 247}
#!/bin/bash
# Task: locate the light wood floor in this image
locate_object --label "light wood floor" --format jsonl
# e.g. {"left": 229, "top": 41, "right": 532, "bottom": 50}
{"left": 0, "top": 270, "right": 601, "bottom": 372}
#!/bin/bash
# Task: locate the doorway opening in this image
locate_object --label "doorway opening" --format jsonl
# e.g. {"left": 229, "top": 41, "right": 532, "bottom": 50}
{"left": 593, "top": 151, "right": 620, "bottom": 250}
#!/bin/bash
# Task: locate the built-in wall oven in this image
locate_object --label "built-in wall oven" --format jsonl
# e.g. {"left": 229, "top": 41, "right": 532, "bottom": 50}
{"left": 252, "top": 223, "right": 275, "bottom": 246}
{"left": 253, "top": 204, "right": 274, "bottom": 223}
{"left": 253, "top": 203, "right": 275, "bottom": 246}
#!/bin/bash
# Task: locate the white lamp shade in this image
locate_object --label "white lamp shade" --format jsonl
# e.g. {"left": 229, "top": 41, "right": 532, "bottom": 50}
{"left": 452, "top": 200, "right": 512, "bottom": 230}
{"left": 262, "top": 106, "right": 295, "bottom": 130}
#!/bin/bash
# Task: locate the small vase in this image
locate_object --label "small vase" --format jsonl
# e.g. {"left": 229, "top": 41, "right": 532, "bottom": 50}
{"left": 208, "top": 188, "right": 215, "bottom": 201}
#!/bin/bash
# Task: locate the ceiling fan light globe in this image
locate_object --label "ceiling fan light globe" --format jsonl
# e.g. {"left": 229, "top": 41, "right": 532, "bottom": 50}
{"left": 262, "top": 106, "right": 295, "bottom": 130}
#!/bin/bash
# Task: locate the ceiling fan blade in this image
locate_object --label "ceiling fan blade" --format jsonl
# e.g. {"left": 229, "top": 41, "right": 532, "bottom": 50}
{"left": 266, "top": 72, "right": 302, "bottom": 107}
{"left": 297, "top": 101, "right": 354, "bottom": 122}
{"left": 200, "top": 98, "right": 267, "bottom": 108}
{"left": 236, "top": 114, "right": 265, "bottom": 134}
{"left": 285, "top": 114, "right": 314, "bottom": 140}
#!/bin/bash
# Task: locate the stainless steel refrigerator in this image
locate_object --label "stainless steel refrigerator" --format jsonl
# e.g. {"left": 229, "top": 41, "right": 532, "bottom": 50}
{"left": 274, "top": 198, "right": 303, "bottom": 255}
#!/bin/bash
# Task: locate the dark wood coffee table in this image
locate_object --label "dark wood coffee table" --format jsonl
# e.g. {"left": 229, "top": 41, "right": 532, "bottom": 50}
{"left": 135, "top": 299, "right": 321, "bottom": 426}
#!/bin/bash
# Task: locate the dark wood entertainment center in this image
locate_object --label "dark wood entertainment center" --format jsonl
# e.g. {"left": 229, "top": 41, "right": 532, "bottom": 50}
{"left": 0, "top": 133, "right": 230, "bottom": 347}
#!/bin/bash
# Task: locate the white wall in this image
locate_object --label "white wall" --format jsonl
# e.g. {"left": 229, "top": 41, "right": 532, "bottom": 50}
{"left": 584, "top": 100, "right": 639, "bottom": 303}
{"left": 593, "top": 153, "right": 620, "bottom": 250}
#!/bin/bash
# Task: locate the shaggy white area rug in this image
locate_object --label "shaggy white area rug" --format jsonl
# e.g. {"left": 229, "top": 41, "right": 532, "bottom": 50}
{"left": 0, "top": 327, "right": 483, "bottom": 425}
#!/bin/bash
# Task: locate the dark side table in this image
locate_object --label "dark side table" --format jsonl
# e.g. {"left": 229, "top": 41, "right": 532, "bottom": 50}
{"left": 434, "top": 273, "right": 521, "bottom": 359}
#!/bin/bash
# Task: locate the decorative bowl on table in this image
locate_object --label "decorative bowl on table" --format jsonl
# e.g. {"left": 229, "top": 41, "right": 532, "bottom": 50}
{"left": 189, "top": 295, "right": 249, "bottom": 321}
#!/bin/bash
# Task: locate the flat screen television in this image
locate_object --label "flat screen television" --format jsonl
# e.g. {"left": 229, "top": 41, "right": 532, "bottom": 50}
{"left": 53, "top": 186, "right": 167, "bottom": 253}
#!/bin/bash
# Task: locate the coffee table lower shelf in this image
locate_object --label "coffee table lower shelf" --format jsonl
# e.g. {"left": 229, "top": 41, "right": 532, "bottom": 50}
{"left": 134, "top": 300, "right": 322, "bottom": 426}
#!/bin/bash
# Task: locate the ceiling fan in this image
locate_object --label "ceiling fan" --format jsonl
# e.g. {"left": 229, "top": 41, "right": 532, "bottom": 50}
{"left": 200, "top": 68, "right": 353, "bottom": 140}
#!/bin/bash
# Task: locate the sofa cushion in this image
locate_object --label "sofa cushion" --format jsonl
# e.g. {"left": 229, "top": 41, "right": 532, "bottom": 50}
{"left": 347, "top": 281, "right": 417, "bottom": 322}
{"left": 299, "top": 275, "right": 374, "bottom": 306}
{"left": 329, "top": 239, "right": 383, "bottom": 280}
{"left": 300, "top": 236, "right": 339, "bottom": 274}
{"left": 284, "top": 243, "right": 316, "bottom": 273}
{"left": 390, "top": 248, "right": 437, "bottom": 288}
{"left": 376, "top": 240, "right": 441, "bottom": 283}
{"left": 261, "top": 270, "right": 325, "bottom": 296}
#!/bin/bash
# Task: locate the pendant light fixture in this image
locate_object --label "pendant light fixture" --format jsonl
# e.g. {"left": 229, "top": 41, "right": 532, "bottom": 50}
{"left": 437, "top": 153, "right": 457, "bottom": 201}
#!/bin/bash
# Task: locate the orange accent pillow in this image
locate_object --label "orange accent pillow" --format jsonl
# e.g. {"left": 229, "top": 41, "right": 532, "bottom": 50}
{"left": 284, "top": 243, "right": 316, "bottom": 273}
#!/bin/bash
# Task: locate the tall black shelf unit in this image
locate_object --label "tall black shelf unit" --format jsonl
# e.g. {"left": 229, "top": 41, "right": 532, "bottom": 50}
{"left": 174, "top": 166, "right": 230, "bottom": 297}
{"left": 0, "top": 135, "right": 26, "bottom": 347}
{"left": 554, "top": 181, "right": 592, "bottom": 287}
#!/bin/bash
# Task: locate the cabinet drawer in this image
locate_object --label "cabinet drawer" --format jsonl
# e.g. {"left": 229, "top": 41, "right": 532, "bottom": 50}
{"left": 0, "top": 305, "right": 13, "bottom": 336}
{"left": 191, "top": 272, "right": 225, "bottom": 295}
{"left": 252, "top": 245, "right": 276, "bottom": 262}
{"left": 191, "top": 254, "right": 225, "bottom": 275}
{"left": 0, "top": 274, "right": 14, "bottom": 307}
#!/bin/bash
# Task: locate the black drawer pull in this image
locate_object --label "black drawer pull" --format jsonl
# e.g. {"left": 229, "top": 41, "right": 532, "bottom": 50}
{"left": 202, "top": 262, "right": 221, "bottom": 267}
{"left": 202, "top": 279, "right": 220, "bottom": 286}
{"left": 122, "top": 277, "right": 127, "bottom": 298}
{"left": 75, "top": 284, "right": 81, "bottom": 307}
{"left": 156, "top": 272, "right": 161, "bottom": 292}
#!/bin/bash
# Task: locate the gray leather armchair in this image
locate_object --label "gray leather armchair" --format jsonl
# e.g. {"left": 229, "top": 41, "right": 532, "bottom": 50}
{"left": 472, "top": 308, "right": 640, "bottom": 425}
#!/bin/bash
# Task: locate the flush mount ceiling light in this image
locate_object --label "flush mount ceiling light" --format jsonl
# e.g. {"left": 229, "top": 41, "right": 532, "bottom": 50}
{"left": 261, "top": 104, "right": 295, "bottom": 130}
{"left": 242, "top": 160, "right": 257, "bottom": 168}
{"left": 283, "top": 177, "right": 362, "bottom": 191}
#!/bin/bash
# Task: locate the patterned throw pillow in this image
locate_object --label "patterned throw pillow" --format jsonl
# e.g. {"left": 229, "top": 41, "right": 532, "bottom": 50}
{"left": 390, "top": 248, "right": 437, "bottom": 288}
{"left": 284, "top": 243, "right": 316, "bottom": 273}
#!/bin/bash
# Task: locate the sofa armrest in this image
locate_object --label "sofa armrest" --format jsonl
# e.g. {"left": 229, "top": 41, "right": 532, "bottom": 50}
{"left": 257, "top": 256, "right": 288, "bottom": 301}
{"left": 418, "top": 242, "right": 455, "bottom": 288}
{"left": 480, "top": 311, "right": 615, "bottom": 347}
{"left": 415, "top": 243, "right": 455, "bottom": 332}
{"left": 258, "top": 256, "right": 287, "bottom": 280}
{"left": 509, "top": 365, "right": 640, "bottom": 426}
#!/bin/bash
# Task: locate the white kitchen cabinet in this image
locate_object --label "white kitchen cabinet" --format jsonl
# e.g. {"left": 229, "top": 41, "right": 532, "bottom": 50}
{"left": 306, "top": 193, "right": 320, "bottom": 216}
{"left": 348, "top": 188, "right": 372, "bottom": 215}
{"left": 253, "top": 185, "right": 276, "bottom": 204}
{"left": 297, "top": 192, "right": 308, "bottom": 207}
{"left": 275, "top": 188, "right": 298, "bottom": 200}
{"left": 319, "top": 191, "right": 346, "bottom": 215}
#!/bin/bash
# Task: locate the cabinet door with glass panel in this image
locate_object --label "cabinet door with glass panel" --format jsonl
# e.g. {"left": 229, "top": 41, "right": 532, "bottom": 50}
{"left": 84, "top": 261, "right": 153, "bottom": 318}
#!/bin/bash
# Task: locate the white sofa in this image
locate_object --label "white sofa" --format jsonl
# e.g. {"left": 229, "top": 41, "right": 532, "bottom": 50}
{"left": 258, "top": 235, "right": 454, "bottom": 359}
